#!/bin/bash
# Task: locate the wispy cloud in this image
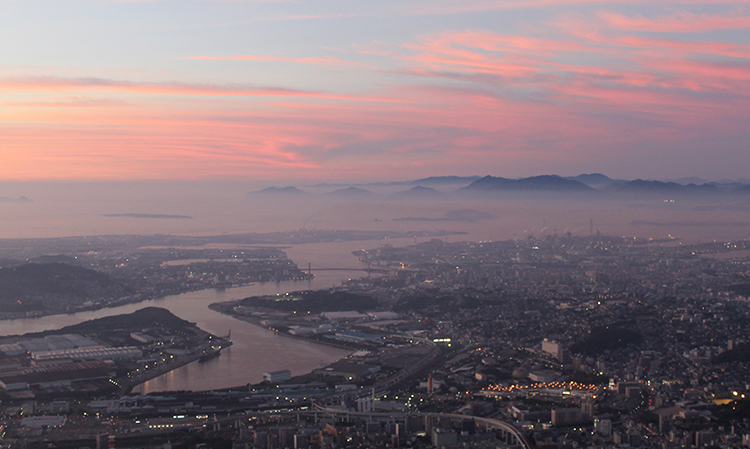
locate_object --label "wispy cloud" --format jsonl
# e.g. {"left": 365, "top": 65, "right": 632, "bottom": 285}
{"left": 381, "top": 0, "right": 750, "bottom": 17}
{"left": 0, "top": 76, "right": 395, "bottom": 102}
{"left": 598, "top": 10, "right": 750, "bottom": 33}
{"left": 3, "top": 1, "right": 750, "bottom": 180}
{"left": 183, "top": 54, "right": 363, "bottom": 68}
{"left": 2, "top": 96, "right": 128, "bottom": 108}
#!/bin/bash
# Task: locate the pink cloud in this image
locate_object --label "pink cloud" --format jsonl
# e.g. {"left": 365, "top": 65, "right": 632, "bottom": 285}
{"left": 400, "top": 12, "right": 750, "bottom": 100}
{"left": 3, "top": 6, "right": 750, "bottom": 181}
{"left": 598, "top": 10, "right": 750, "bottom": 33}
{"left": 388, "top": 0, "right": 750, "bottom": 17}
{"left": 0, "top": 77, "right": 395, "bottom": 103}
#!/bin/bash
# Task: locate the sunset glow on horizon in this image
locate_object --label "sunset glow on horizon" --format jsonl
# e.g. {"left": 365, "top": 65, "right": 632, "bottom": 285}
{"left": 2, "top": 1, "right": 749, "bottom": 182}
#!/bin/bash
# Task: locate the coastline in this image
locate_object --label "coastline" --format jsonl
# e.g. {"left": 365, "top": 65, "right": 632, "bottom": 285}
{"left": 207, "top": 302, "right": 358, "bottom": 351}
{"left": 128, "top": 313, "right": 353, "bottom": 394}
{"left": 124, "top": 339, "right": 232, "bottom": 394}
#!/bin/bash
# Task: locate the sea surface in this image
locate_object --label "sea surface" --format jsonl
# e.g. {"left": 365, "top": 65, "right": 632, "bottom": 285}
{"left": 1, "top": 180, "right": 749, "bottom": 243}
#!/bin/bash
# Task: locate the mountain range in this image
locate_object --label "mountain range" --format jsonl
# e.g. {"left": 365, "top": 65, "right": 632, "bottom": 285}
{"left": 251, "top": 174, "right": 750, "bottom": 199}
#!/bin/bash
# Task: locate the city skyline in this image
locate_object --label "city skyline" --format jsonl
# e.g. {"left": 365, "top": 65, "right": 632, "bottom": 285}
{"left": 1, "top": 0, "right": 749, "bottom": 182}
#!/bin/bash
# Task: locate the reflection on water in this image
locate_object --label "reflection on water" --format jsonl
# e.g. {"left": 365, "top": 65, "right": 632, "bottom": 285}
{"left": 0, "top": 278, "right": 353, "bottom": 393}
{"left": 0, "top": 238, "right": 416, "bottom": 393}
{"left": 130, "top": 237, "right": 418, "bottom": 393}
{"left": 131, "top": 291, "right": 352, "bottom": 394}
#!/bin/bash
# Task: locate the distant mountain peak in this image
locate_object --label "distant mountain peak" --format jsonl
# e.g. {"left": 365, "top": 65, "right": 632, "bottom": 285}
{"left": 612, "top": 179, "right": 722, "bottom": 196}
{"left": 463, "top": 175, "right": 594, "bottom": 192}
{"left": 408, "top": 176, "right": 481, "bottom": 186}
{"left": 253, "top": 186, "right": 307, "bottom": 195}
{"left": 408, "top": 185, "right": 438, "bottom": 192}
{"left": 615, "top": 179, "right": 687, "bottom": 194}
{"left": 390, "top": 185, "right": 443, "bottom": 199}
{"left": 565, "top": 173, "right": 616, "bottom": 188}
{"left": 669, "top": 177, "right": 709, "bottom": 186}
{"left": 0, "top": 196, "right": 33, "bottom": 203}
{"left": 327, "top": 186, "right": 373, "bottom": 197}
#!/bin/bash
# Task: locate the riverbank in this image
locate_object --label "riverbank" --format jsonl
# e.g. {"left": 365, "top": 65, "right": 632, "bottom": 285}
{"left": 0, "top": 240, "right": 379, "bottom": 392}
{"left": 0, "top": 280, "right": 267, "bottom": 325}
{"left": 123, "top": 338, "right": 233, "bottom": 394}
{"left": 207, "top": 301, "right": 359, "bottom": 351}
{"left": 0, "top": 307, "right": 238, "bottom": 398}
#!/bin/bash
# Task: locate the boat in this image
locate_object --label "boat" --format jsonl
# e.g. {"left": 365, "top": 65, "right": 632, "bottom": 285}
{"left": 198, "top": 350, "right": 221, "bottom": 363}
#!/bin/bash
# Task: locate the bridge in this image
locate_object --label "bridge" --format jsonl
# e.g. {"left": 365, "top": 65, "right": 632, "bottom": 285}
{"left": 305, "top": 262, "right": 417, "bottom": 276}
{"left": 307, "top": 407, "right": 531, "bottom": 448}
{"left": 307, "top": 266, "right": 391, "bottom": 274}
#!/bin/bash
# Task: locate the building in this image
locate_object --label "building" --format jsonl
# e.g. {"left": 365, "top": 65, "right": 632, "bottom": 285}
{"left": 542, "top": 338, "right": 567, "bottom": 362}
{"left": 0, "top": 344, "right": 25, "bottom": 357}
{"left": 551, "top": 408, "right": 588, "bottom": 427}
{"left": 314, "top": 361, "right": 380, "bottom": 380}
{"left": 617, "top": 381, "right": 641, "bottom": 395}
{"left": 431, "top": 428, "right": 457, "bottom": 447}
{"left": 542, "top": 338, "right": 560, "bottom": 357}
{"left": 0, "top": 360, "right": 116, "bottom": 390}
{"left": 594, "top": 418, "right": 612, "bottom": 436}
{"left": 130, "top": 332, "right": 156, "bottom": 343}
{"left": 333, "top": 331, "right": 383, "bottom": 344}
{"left": 366, "top": 311, "right": 400, "bottom": 321}
{"left": 321, "top": 311, "right": 368, "bottom": 321}
{"left": 263, "top": 369, "right": 292, "bottom": 383}
{"left": 357, "top": 396, "right": 374, "bottom": 412}
{"left": 528, "top": 370, "right": 557, "bottom": 383}
{"left": 21, "top": 416, "right": 66, "bottom": 428}
{"left": 18, "top": 334, "right": 100, "bottom": 353}
{"left": 31, "top": 346, "right": 142, "bottom": 362}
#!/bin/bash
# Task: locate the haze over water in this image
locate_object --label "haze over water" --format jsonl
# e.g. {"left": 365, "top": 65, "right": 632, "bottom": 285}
{"left": 1, "top": 180, "right": 749, "bottom": 392}
{"left": 1, "top": 181, "right": 749, "bottom": 244}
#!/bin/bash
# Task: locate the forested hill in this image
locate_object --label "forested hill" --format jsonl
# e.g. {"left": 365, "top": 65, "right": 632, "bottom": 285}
{"left": 0, "top": 263, "right": 132, "bottom": 314}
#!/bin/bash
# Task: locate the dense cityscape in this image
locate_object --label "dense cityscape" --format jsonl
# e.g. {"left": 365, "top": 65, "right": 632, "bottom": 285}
{"left": 1, "top": 230, "right": 749, "bottom": 448}
{"left": 4, "top": 0, "right": 750, "bottom": 446}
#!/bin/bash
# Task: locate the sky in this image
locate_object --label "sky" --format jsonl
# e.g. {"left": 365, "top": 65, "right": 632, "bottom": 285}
{"left": 1, "top": 0, "right": 749, "bottom": 183}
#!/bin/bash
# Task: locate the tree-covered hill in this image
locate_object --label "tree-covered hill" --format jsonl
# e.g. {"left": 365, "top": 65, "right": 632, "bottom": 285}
{"left": 0, "top": 263, "right": 132, "bottom": 313}
{"left": 238, "top": 290, "right": 377, "bottom": 313}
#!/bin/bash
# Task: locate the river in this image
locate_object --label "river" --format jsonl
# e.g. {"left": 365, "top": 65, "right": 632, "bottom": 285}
{"left": 0, "top": 237, "right": 417, "bottom": 394}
